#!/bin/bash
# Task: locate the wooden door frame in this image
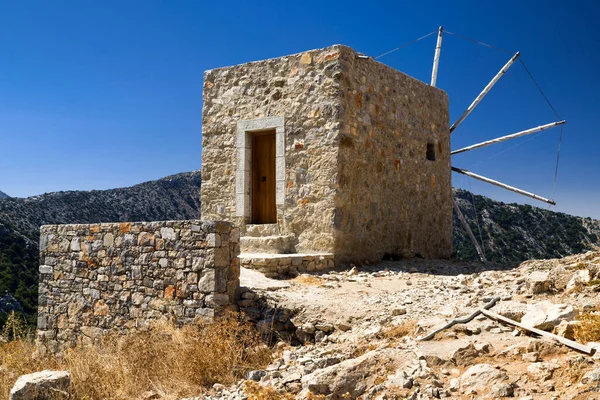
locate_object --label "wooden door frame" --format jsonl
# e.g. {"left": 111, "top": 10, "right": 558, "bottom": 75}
{"left": 235, "top": 116, "right": 285, "bottom": 223}
{"left": 251, "top": 131, "right": 276, "bottom": 224}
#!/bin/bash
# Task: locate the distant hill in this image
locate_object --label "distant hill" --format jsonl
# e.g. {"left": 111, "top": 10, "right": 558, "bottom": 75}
{"left": 0, "top": 191, "right": 9, "bottom": 199}
{"left": 0, "top": 171, "right": 201, "bottom": 241}
{"left": 452, "top": 188, "right": 600, "bottom": 265}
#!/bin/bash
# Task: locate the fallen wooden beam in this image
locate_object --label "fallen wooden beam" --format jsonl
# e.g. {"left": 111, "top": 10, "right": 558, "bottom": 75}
{"left": 419, "top": 297, "right": 500, "bottom": 341}
{"left": 479, "top": 308, "right": 596, "bottom": 355}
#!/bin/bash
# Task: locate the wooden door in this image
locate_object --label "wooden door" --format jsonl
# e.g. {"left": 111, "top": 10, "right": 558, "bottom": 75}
{"left": 252, "top": 133, "right": 276, "bottom": 224}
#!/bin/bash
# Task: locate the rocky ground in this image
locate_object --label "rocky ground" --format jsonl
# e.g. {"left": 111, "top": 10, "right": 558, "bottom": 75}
{"left": 199, "top": 250, "right": 600, "bottom": 399}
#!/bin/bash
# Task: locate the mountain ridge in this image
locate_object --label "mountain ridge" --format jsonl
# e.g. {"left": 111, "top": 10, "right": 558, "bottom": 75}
{"left": 0, "top": 171, "right": 201, "bottom": 241}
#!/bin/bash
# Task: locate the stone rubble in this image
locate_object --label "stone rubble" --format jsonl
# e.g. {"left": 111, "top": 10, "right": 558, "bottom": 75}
{"left": 192, "top": 250, "right": 600, "bottom": 399}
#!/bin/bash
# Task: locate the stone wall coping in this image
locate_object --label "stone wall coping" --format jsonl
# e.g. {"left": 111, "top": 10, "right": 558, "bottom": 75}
{"left": 239, "top": 252, "right": 334, "bottom": 259}
{"left": 204, "top": 44, "right": 348, "bottom": 75}
{"left": 203, "top": 44, "right": 447, "bottom": 97}
{"left": 40, "top": 219, "right": 211, "bottom": 231}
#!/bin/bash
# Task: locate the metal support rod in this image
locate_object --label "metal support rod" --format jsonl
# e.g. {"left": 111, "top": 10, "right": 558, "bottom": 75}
{"left": 452, "top": 197, "right": 487, "bottom": 263}
{"left": 451, "top": 120, "right": 566, "bottom": 155}
{"left": 450, "top": 52, "right": 520, "bottom": 133}
{"left": 452, "top": 167, "right": 556, "bottom": 205}
{"left": 430, "top": 26, "right": 443, "bottom": 87}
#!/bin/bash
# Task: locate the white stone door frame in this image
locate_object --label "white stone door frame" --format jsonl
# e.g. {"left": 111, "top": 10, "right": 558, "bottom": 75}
{"left": 236, "top": 116, "right": 285, "bottom": 221}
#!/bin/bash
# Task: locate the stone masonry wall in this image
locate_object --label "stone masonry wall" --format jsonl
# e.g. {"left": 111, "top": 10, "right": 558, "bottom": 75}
{"left": 333, "top": 46, "right": 452, "bottom": 263}
{"left": 201, "top": 46, "right": 343, "bottom": 253}
{"left": 37, "top": 220, "right": 239, "bottom": 354}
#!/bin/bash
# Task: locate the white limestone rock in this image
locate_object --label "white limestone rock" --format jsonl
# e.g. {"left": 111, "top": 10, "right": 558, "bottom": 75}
{"left": 10, "top": 370, "right": 70, "bottom": 400}
{"left": 581, "top": 368, "right": 600, "bottom": 385}
{"left": 460, "top": 364, "right": 507, "bottom": 396}
{"left": 494, "top": 300, "right": 528, "bottom": 322}
{"left": 521, "top": 301, "right": 577, "bottom": 331}
{"left": 566, "top": 269, "right": 591, "bottom": 292}
{"left": 527, "top": 271, "right": 552, "bottom": 294}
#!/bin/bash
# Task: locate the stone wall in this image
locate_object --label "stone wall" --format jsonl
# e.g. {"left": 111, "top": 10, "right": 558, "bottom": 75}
{"left": 37, "top": 220, "right": 239, "bottom": 354}
{"left": 333, "top": 46, "right": 452, "bottom": 263}
{"left": 201, "top": 46, "right": 343, "bottom": 253}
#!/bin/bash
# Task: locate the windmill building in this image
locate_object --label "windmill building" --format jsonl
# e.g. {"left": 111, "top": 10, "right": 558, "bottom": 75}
{"left": 201, "top": 45, "right": 453, "bottom": 275}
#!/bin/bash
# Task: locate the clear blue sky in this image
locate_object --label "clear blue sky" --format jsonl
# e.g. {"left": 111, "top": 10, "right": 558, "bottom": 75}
{"left": 1, "top": 1, "right": 599, "bottom": 218}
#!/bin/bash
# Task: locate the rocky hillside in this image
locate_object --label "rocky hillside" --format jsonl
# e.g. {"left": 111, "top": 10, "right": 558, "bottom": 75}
{"left": 210, "top": 251, "right": 600, "bottom": 399}
{"left": 0, "top": 171, "right": 201, "bottom": 241}
{"left": 452, "top": 188, "right": 600, "bottom": 265}
{"left": 0, "top": 191, "right": 9, "bottom": 199}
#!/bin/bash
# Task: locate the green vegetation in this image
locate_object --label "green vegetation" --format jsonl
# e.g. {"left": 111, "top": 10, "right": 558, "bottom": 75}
{"left": 0, "top": 225, "right": 38, "bottom": 327}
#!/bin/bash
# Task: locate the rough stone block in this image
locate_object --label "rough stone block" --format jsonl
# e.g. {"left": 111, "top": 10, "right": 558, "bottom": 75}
{"left": 39, "top": 265, "right": 53, "bottom": 275}
{"left": 213, "top": 247, "right": 230, "bottom": 267}
{"left": 10, "top": 370, "right": 70, "bottom": 400}
{"left": 198, "top": 269, "right": 215, "bottom": 293}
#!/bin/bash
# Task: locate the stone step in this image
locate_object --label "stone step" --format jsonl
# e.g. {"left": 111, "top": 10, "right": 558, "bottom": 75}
{"left": 239, "top": 252, "right": 335, "bottom": 278}
{"left": 244, "top": 224, "right": 279, "bottom": 237}
{"left": 240, "top": 235, "right": 296, "bottom": 254}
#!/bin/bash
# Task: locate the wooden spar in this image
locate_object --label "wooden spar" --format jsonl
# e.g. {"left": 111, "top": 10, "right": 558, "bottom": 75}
{"left": 479, "top": 309, "right": 596, "bottom": 355}
{"left": 452, "top": 167, "right": 556, "bottom": 205}
{"left": 450, "top": 52, "right": 520, "bottom": 134}
{"left": 452, "top": 198, "right": 487, "bottom": 263}
{"left": 452, "top": 120, "right": 566, "bottom": 155}
{"left": 430, "top": 26, "right": 443, "bottom": 87}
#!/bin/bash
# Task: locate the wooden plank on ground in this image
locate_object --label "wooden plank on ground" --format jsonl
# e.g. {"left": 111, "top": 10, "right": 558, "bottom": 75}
{"left": 479, "top": 308, "right": 596, "bottom": 355}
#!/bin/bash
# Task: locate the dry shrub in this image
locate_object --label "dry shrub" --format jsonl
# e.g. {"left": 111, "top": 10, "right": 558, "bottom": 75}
{"left": 382, "top": 386, "right": 412, "bottom": 399}
{"left": 574, "top": 312, "right": 600, "bottom": 343}
{"left": 1, "top": 312, "right": 31, "bottom": 341}
{"left": 384, "top": 320, "right": 417, "bottom": 340}
{"left": 244, "top": 381, "right": 295, "bottom": 400}
{"left": 1, "top": 313, "right": 271, "bottom": 400}
{"left": 349, "top": 341, "right": 378, "bottom": 358}
{"left": 0, "top": 313, "right": 61, "bottom": 399}
{"left": 0, "top": 335, "right": 62, "bottom": 399}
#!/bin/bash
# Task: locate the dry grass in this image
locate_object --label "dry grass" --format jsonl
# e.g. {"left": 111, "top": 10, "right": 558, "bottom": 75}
{"left": 383, "top": 320, "right": 417, "bottom": 340}
{"left": 244, "top": 381, "right": 295, "bottom": 400}
{"left": 0, "top": 312, "right": 271, "bottom": 400}
{"left": 243, "top": 381, "right": 328, "bottom": 400}
{"left": 555, "top": 355, "right": 591, "bottom": 385}
{"left": 291, "top": 275, "right": 326, "bottom": 286}
{"left": 573, "top": 312, "right": 600, "bottom": 343}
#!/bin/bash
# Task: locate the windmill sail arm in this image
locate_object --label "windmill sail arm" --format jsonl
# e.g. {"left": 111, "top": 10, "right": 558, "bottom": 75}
{"left": 452, "top": 198, "right": 487, "bottom": 262}
{"left": 430, "top": 26, "right": 443, "bottom": 87}
{"left": 452, "top": 166, "right": 556, "bottom": 205}
{"left": 450, "top": 52, "right": 520, "bottom": 134}
{"left": 451, "top": 120, "right": 566, "bottom": 155}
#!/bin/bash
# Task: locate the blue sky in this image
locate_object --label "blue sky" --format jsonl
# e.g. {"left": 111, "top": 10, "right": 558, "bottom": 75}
{"left": 1, "top": 1, "right": 599, "bottom": 218}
